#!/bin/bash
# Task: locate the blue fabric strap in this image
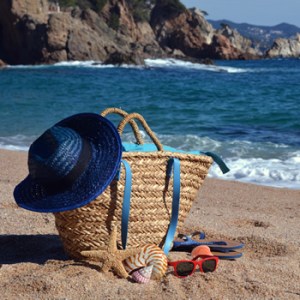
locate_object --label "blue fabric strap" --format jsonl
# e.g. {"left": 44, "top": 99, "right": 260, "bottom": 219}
{"left": 204, "top": 151, "right": 230, "bottom": 174}
{"left": 120, "top": 157, "right": 181, "bottom": 254}
{"left": 120, "top": 160, "right": 132, "bottom": 250}
{"left": 163, "top": 158, "right": 181, "bottom": 255}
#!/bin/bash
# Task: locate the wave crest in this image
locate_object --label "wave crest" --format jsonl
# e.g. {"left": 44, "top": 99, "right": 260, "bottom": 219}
{"left": 1, "top": 132, "right": 299, "bottom": 189}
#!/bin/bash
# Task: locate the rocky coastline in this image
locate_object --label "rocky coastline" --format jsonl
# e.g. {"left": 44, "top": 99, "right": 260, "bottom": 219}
{"left": 0, "top": 0, "right": 299, "bottom": 66}
{"left": 266, "top": 34, "right": 300, "bottom": 58}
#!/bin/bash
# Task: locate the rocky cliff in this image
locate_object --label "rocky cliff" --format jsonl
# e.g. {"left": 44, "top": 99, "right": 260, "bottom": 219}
{"left": 0, "top": 59, "right": 7, "bottom": 67}
{"left": 0, "top": 0, "right": 260, "bottom": 65}
{"left": 266, "top": 34, "right": 300, "bottom": 58}
{"left": 209, "top": 20, "right": 300, "bottom": 53}
{"left": 215, "top": 24, "right": 261, "bottom": 57}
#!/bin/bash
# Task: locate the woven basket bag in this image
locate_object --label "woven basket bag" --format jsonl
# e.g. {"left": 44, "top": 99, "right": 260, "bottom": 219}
{"left": 54, "top": 108, "right": 213, "bottom": 258}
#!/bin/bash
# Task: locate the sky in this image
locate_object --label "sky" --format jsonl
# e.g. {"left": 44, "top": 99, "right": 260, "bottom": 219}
{"left": 181, "top": 0, "right": 300, "bottom": 28}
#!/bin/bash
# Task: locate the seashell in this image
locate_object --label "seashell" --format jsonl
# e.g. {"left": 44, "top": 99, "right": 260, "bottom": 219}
{"left": 123, "top": 244, "right": 168, "bottom": 280}
{"left": 131, "top": 265, "right": 153, "bottom": 284}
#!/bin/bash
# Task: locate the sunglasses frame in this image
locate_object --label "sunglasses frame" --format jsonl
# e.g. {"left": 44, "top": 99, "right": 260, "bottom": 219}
{"left": 168, "top": 256, "right": 219, "bottom": 278}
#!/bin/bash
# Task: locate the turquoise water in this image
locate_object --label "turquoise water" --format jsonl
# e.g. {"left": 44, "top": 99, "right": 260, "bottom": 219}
{"left": 0, "top": 58, "right": 299, "bottom": 188}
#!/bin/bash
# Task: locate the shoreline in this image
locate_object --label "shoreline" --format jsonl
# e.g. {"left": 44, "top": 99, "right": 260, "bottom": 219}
{"left": 1, "top": 147, "right": 299, "bottom": 191}
{"left": 1, "top": 149, "right": 300, "bottom": 299}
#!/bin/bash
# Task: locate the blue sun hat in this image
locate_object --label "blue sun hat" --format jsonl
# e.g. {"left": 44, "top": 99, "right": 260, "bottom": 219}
{"left": 14, "top": 113, "right": 122, "bottom": 213}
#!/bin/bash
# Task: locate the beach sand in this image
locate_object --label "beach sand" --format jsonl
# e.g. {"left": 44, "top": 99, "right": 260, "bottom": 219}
{"left": 1, "top": 149, "right": 299, "bottom": 299}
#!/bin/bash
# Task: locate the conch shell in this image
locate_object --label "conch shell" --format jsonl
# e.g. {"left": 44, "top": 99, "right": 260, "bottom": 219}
{"left": 123, "top": 244, "right": 167, "bottom": 280}
{"left": 131, "top": 265, "right": 153, "bottom": 284}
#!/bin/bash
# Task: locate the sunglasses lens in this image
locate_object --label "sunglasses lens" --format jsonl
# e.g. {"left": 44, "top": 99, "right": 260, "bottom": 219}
{"left": 202, "top": 259, "right": 217, "bottom": 273}
{"left": 176, "top": 262, "right": 194, "bottom": 277}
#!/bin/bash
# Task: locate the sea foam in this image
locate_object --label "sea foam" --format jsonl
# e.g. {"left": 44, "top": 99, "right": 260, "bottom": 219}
{"left": 122, "top": 132, "right": 300, "bottom": 189}
{"left": 209, "top": 156, "right": 300, "bottom": 189}
{"left": 6, "top": 58, "right": 248, "bottom": 73}
{"left": 1, "top": 132, "right": 299, "bottom": 189}
{"left": 144, "top": 58, "right": 247, "bottom": 73}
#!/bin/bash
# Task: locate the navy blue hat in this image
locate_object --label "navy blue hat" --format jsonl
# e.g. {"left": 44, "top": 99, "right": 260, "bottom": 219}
{"left": 14, "top": 113, "right": 122, "bottom": 213}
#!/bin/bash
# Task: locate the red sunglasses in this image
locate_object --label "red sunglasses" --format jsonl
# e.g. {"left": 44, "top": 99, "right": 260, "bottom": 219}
{"left": 168, "top": 256, "right": 219, "bottom": 278}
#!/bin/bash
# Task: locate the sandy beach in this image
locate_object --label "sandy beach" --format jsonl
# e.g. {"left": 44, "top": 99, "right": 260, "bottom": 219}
{"left": 0, "top": 148, "right": 299, "bottom": 299}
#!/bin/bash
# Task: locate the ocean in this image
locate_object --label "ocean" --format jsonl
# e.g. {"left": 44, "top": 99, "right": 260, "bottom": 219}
{"left": 0, "top": 58, "right": 299, "bottom": 189}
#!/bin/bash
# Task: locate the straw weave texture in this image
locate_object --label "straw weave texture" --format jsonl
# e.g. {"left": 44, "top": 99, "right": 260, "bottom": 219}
{"left": 54, "top": 151, "right": 212, "bottom": 258}
{"left": 54, "top": 109, "right": 213, "bottom": 258}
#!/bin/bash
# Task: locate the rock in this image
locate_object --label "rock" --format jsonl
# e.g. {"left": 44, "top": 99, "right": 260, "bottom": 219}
{"left": 11, "top": 0, "right": 48, "bottom": 16}
{"left": 45, "top": 9, "right": 118, "bottom": 62}
{"left": 200, "top": 58, "right": 214, "bottom": 65}
{"left": 0, "top": 0, "right": 262, "bottom": 65}
{"left": 0, "top": 59, "right": 7, "bottom": 68}
{"left": 47, "top": 13, "right": 70, "bottom": 50}
{"left": 150, "top": 7, "right": 211, "bottom": 57}
{"left": 0, "top": 6, "right": 48, "bottom": 65}
{"left": 189, "top": 8, "right": 214, "bottom": 44}
{"left": 216, "top": 24, "right": 261, "bottom": 58}
{"left": 103, "top": 51, "right": 144, "bottom": 65}
{"left": 170, "top": 48, "right": 186, "bottom": 58}
{"left": 99, "top": 0, "right": 162, "bottom": 59}
{"left": 205, "top": 34, "right": 241, "bottom": 59}
{"left": 204, "top": 34, "right": 258, "bottom": 60}
{"left": 266, "top": 34, "right": 300, "bottom": 58}
{"left": 150, "top": 5, "right": 260, "bottom": 61}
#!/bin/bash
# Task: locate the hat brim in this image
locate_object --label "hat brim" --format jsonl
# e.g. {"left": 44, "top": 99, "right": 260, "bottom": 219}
{"left": 14, "top": 113, "right": 122, "bottom": 213}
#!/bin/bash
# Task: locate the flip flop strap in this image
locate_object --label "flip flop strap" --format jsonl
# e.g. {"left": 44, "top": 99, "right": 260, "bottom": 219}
{"left": 197, "top": 241, "right": 227, "bottom": 246}
{"left": 179, "top": 232, "right": 206, "bottom": 240}
{"left": 178, "top": 235, "right": 227, "bottom": 245}
{"left": 163, "top": 157, "right": 181, "bottom": 255}
{"left": 193, "top": 231, "right": 206, "bottom": 240}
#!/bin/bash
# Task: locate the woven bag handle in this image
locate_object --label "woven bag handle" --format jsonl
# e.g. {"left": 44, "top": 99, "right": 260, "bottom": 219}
{"left": 100, "top": 107, "right": 144, "bottom": 145}
{"left": 117, "top": 112, "right": 163, "bottom": 151}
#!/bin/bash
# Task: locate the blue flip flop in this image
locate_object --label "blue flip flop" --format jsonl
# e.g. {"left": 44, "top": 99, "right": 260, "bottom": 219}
{"left": 172, "top": 232, "right": 245, "bottom": 253}
{"left": 211, "top": 251, "right": 243, "bottom": 260}
{"left": 193, "top": 251, "right": 243, "bottom": 260}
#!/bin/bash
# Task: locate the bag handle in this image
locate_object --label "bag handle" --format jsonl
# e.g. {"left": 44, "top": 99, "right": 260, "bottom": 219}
{"left": 117, "top": 112, "right": 163, "bottom": 151}
{"left": 100, "top": 107, "right": 144, "bottom": 145}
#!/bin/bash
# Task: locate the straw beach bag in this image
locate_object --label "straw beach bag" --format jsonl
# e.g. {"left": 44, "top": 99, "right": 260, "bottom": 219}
{"left": 54, "top": 108, "right": 226, "bottom": 258}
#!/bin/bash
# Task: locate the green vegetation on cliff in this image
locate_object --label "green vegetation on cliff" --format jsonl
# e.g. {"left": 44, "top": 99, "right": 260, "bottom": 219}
{"left": 127, "top": 0, "right": 155, "bottom": 22}
{"left": 55, "top": 0, "right": 184, "bottom": 22}
{"left": 57, "top": 0, "right": 108, "bottom": 11}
